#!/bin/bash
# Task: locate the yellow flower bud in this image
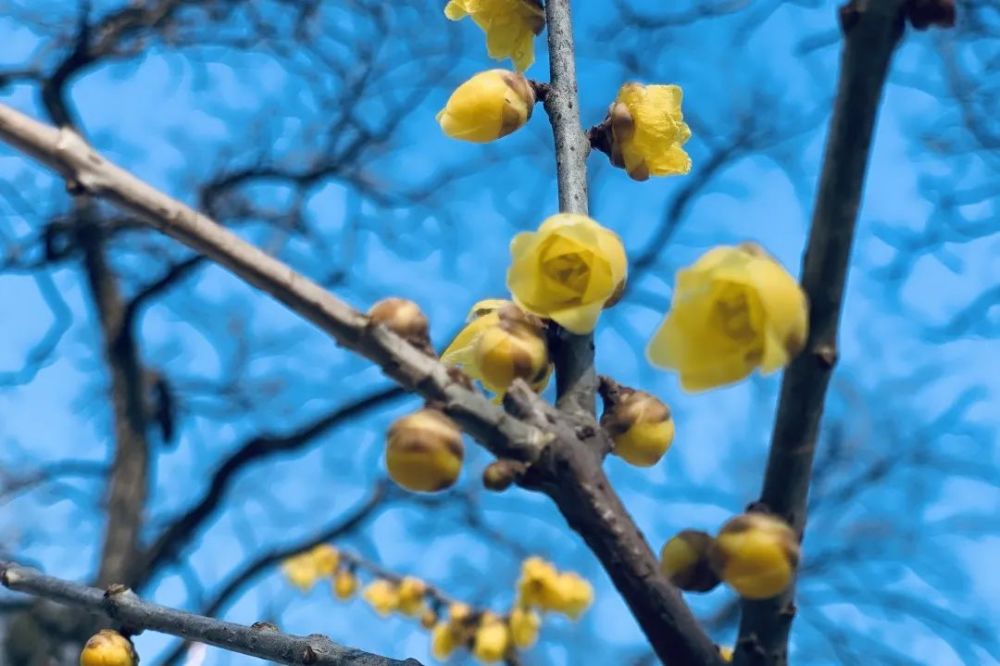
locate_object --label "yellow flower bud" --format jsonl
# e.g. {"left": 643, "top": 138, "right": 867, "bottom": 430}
{"left": 362, "top": 579, "right": 400, "bottom": 616}
{"left": 607, "top": 82, "right": 691, "bottom": 181}
{"left": 431, "top": 622, "right": 460, "bottom": 660}
{"left": 647, "top": 243, "right": 809, "bottom": 392}
{"left": 482, "top": 459, "right": 526, "bottom": 491}
{"left": 309, "top": 544, "right": 340, "bottom": 577}
{"left": 368, "top": 298, "right": 431, "bottom": 350}
{"left": 472, "top": 613, "right": 511, "bottom": 663}
{"left": 420, "top": 609, "right": 439, "bottom": 630}
{"left": 444, "top": 0, "right": 545, "bottom": 71}
{"left": 659, "top": 530, "right": 720, "bottom": 593}
{"left": 332, "top": 569, "right": 358, "bottom": 600}
{"left": 600, "top": 383, "right": 675, "bottom": 467}
{"left": 548, "top": 572, "right": 593, "bottom": 619}
{"left": 719, "top": 646, "right": 734, "bottom": 662}
{"left": 448, "top": 601, "right": 473, "bottom": 623}
{"left": 516, "top": 557, "right": 559, "bottom": 608}
{"left": 79, "top": 630, "right": 135, "bottom": 666}
{"left": 282, "top": 552, "right": 320, "bottom": 592}
{"left": 508, "top": 606, "right": 540, "bottom": 649}
{"left": 397, "top": 576, "right": 429, "bottom": 616}
{"left": 710, "top": 513, "right": 800, "bottom": 600}
{"left": 437, "top": 70, "right": 535, "bottom": 143}
{"left": 516, "top": 558, "right": 592, "bottom": 618}
{"left": 507, "top": 213, "right": 628, "bottom": 334}
{"left": 386, "top": 409, "right": 464, "bottom": 492}
{"left": 442, "top": 301, "right": 550, "bottom": 398}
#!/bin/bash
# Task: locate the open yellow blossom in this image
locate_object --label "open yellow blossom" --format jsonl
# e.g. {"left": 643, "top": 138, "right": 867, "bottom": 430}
{"left": 548, "top": 572, "right": 594, "bottom": 619}
{"left": 508, "top": 213, "right": 628, "bottom": 334}
{"left": 473, "top": 613, "right": 511, "bottom": 663}
{"left": 508, "top": 606, "right": 541, "bottom": 648}
{"left": 647, "top": 243, "right": 808, "bottom": 391}
{"left": 609, "top": 83, "right": 691, "bottom": 181}
{"left": 438, "top": 70, "right": 535, "bottom": 143}
{"left": 516, "top": 557, "right": 593, "bottom": 618}
{"left": 281, "top": 544, "right": 337, "bottom": 591}
{"left": 362, "top": 579, "right": 400, "bottom": 616}
{"left": 444, "top": 0, "right": 545, "bottom": 71}
{"left": 79, "top": 630, "right": 135, "bottom": 666}
{"left": 332, "top": 569, "right": 358, "bottom": 600}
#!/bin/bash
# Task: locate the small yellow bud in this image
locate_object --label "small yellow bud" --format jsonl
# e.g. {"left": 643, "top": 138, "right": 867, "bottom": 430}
{"left": 397, "top": 576, "right": 429, "bottom": 616}
{"left": 710, "top": 513, "right": 800, "bottom": 600}
{"left": 606, "top": 82, "right": 691, "bottom": 181}
{"left": 719, "top": 646, "right": 734, "bottom": 662}
{"left": 310, "top": 544, "right": 339, "bottom": 577}
{"left": 79, "top": 630, "right": 135, "bottom": 666}
{"left": 362, "top": 579, "right": 401, "bottom": 616}
{"left": 508, "top": 606, "right": 540, "bottom": 649}
{"left": 508, "top": 213, "right": 628, "bottom": 334}
{"left": 659, "top": 530, "right": 720, "bottom": 592}
{"left": 448, "top": 601, "right": 473, "bottom": 623}
{"left": 600, "top": 383, "right": 675, "bottom": 467}
{"left": 482, "top": 459, "right": 526, "bottom": 491}
{"left": 437, "top": 70, "right": 535, "bottom": 143}
{"left": 444, "top": 0, "right": 545, "bottom": 71}
{"left": 472, "top": 613, "right": 511, "bottom": 664}
{"left": 420, "top": 609, "right": 439, "bottom": 630}
{"left": 332, "top": 569, "right": 358, "bottom": 600}
{"left": 386, "top": 409, "right": 464, "bottom": 492}
{"left": 368, "top": 298, "right": 431, "bottom": 350}
{"left": 472, "top": 307, "right": 550, "bottom": 396}
{"left": 431, "top": 622, "right": 460, "bottom": 660}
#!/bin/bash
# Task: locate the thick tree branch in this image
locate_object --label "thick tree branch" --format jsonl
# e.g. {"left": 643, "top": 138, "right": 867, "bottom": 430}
{"left": 734, "top": 2, "right": 909, "bottom": 664}
{"left": 0, "top": 562, "right": 420, "bottom": 666}
{"left": 0, "top": 103, "right": 547, "bottom": 464}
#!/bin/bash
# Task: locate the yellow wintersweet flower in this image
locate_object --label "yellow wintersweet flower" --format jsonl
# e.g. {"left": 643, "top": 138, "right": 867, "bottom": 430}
{"left": 516, "top": 556, "right": 559, "bottom": 608}
{"left": 609, "top": 82, "right": 692, "bottom": 181}
{"left": 362, "top": 579, "right": 400, "bottom": 616}
{"left": 310, "top": 544, "right": 340, "bottom": 576}
{"left": 281, "top": 544, "right": 340, "bottom": 591}
{"left": 397, "top": 576, "right": 429, "bottom": 616}
{"left": 444, "top": 0, "right": 545, "bottom": 72}
{"left": 441, "top": 300, "right": 551, "bottom": 398}
{"left": 332, "top": 569, "right": 358, "bottom": 600}
{"left": 647, "top": 243, "right": 808, "bottom": 392}
{"left": 508, "top": 606, "right": 541, "bottom": 648}
{"left": 431, "top": 622, "right": 460, "bottom": 660}
{"left": 548, "top": 572, "right": 594, "bottom": 619}
{"left": 473, "top": 613, "right": 511, "bottom": 663}
{"left": 507, "top": 213, "right": 628, "bottom": 334}
{"left": 437, "top": 70, "right": 535, "bottom": 143}
{"left": 516, "top": 557, "right": 593, "bottom": 618}
{"left": 79, "top": 630, "right": 135, "bottom": 666}
{"left": 719, "top": 646, "right": 735, "bottom": 662}
{"left": 710, "top": 513, "right": 800, "bottom": 600}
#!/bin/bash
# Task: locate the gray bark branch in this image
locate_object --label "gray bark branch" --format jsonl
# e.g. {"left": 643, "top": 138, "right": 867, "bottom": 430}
{"left": 0, "top": 562, "right": 419, "bottom": 666}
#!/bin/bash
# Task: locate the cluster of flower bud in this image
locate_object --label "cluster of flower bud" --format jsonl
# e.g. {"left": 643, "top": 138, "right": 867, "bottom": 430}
{"left": 660, "top": 512, "right": 800, "bottom": 600}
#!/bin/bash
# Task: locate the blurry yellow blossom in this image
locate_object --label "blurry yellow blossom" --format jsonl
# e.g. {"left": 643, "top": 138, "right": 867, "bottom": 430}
{"left": 507, "top": 213, "right": 627, "bottom": 334}
{"left": 710, "top": 513, "right": 800, "bottom": 600}
{"left": 473, "top": 613, "right": 511, "bottom": 663}
{"left": 647, "top": 243, "right": 808, "bottom": 391}
{"left": 442, "top": 300, "right": 550, "bottom": 398}
{"left": 362, "top": 579, "right": 400, "bottom": 616}
{"left": 516, "top": 557, "right": 593, "bottom": 618}
{"left": 397, "top": 576, "right": 429, "bottom": 616}
{"left": 386, "top": 409, "right": 464, "bottom": 492}
{"left": 281, "top": 544, "right": 339, "bottom": 592}
{"left": 431, "top": 622, "right": 460, "bottom": 660}
{"left": 609, "top": 82, "right": 691, "bottom": 181}
{"left": 720, "top": 646, "right": 734, "bottom": 662}
{"left": 437, "top": 70, "right": 535, "bottom": 143}
{"left": 508, "top": 606, "right": 541, "bottom": 648}
{"left": 332, "top": 569, "right": 358, "bottom": 600}
{"left": 444, "top": 0, "right": 545, "bottom": 71}
{"left": 79, "top": 630, "right": 135, "bottom": 666}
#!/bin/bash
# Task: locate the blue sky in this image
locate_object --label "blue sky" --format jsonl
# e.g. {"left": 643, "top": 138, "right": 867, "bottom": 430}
{"left": 1, "top": 1, "right": 997, "bottom": 665}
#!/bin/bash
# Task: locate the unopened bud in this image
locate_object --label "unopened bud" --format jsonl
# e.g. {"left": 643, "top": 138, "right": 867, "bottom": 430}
{"left": 368, "top": 298, "right": 431, "bottom": 351}
{"left": 472, "top": 613, "right": 511, "bottom": 664}
{"left": 397, "top": 576, "right": 428, "bottom": 616}
{"left": 437, "top": 70, "right": 536, "bottom": 143}
{"left": 482, "top": 459, "right": 527, "bottom": 492}
{"left": 386, "top": 409, "right": 464, "bottom": 492}
{"left": 332, "top": 569, "right": 358, "bottom": 600}
{"left": 79, "top": 629, "right": 136, "bottom": 666}
{"left": 600, "top": 381, "right": 674, "bottom": 467}
{"left": 659, "top": 530, "right": 721, "bottom": 593}
{"left": 709, "top": 513, "right": 800, "bottom": 600}
{"left": 473, "top": 306, "right": 550, "bottom": 395}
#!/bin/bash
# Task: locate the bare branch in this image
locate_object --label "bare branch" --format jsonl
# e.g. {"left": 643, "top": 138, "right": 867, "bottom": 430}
{"left": 0, "top": 562, "right": 420, "bottom": 666}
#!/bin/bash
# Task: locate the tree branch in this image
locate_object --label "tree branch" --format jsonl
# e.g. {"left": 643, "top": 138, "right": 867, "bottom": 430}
{"left": 734, "top": 2, "right": 908, "bottom": 664}
{"left": 0, "top": 102, "right": 546, "bottom": 464}
{"left": 0, "top": 562, "right": 420, "bottom": 666}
